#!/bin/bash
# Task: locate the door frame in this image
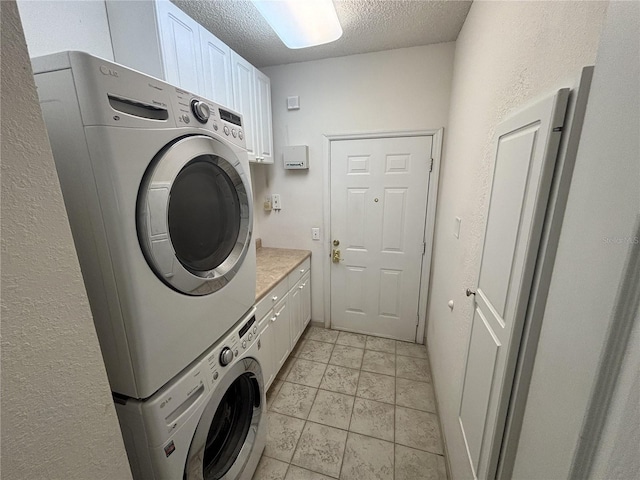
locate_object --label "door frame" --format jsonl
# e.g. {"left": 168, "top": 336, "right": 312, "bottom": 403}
{"left": 321, "top": 129, "right": 443, "bottom": 343}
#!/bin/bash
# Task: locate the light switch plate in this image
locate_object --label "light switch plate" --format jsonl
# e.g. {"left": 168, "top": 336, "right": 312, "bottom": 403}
{"left": 454, "top": 217, "right": 461, "bottom": 239}
{"left": 272, "top": 194, "right": 281, "bottom": 210}
{"left": 311, "top": 228, "right": 320, "bottom": 240}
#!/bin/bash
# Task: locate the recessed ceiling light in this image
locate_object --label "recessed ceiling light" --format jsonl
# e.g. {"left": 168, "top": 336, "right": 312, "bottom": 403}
{"left": 251, "top": 0, "right": 343, "bottom": 49}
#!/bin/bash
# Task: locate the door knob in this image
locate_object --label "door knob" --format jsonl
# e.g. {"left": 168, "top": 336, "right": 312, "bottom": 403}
{"left": 332, "top": 249, "right": 342, "bottom": 263}
{"left": 466, "top": 288, "right": 476, "bottom": 297}
{"left": 333, "top": 239, "right": 340, "bottom": 246}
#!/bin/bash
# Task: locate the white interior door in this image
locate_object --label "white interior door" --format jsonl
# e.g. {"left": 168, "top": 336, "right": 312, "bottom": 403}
{"left": 330, "top": 136, "right": 432, "bottom": 341}
{"left": 458, "top": 89, "right": 569, "bottom": 479}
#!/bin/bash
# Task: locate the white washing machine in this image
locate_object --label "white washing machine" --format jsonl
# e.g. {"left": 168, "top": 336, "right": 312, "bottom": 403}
{"left": 115, "top": 308, "right": 266, "bottom": 480}
{"left": 32, "top": 52, "right": 256, "bottom": 399}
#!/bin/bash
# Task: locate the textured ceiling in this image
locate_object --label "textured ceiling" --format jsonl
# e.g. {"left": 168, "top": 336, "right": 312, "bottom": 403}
{"left": 172, "top": 0, "right": 472, "bottom": 67}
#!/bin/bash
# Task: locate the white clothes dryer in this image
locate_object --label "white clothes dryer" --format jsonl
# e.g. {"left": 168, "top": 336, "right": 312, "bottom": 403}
{"left": 32, "top": 52, "right": 256, "bottom": 398}
{"left": 115, "top": 308, "right": 266, "bottom": 480}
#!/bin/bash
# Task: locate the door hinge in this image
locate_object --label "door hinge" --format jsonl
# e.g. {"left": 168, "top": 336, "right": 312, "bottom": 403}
{"left": 429, "top": 158, "right": 433, "bottom": 172}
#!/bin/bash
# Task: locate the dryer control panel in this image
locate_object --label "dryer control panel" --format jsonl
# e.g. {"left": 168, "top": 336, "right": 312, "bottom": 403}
{"left": 31, "top": 51, "right": 247, "bottom": 150}
{"left": 172, "top": 88, "right": 246, "bottom": 150}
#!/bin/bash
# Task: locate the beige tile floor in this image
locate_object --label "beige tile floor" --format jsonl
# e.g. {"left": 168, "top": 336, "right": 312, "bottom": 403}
{"left": 253, "top": 327, "right": 447, "bottom": 480}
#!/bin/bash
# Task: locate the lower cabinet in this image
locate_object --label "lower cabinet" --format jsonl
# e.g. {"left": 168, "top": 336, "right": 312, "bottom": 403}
{"left": 256, "top": 259, "right": 311, "bottom": 391}
{"left": 289, "top": 272, "right": 311, "bottom": 348}
{"left": 272, "top": 297, "right": 291, "bottom": 372}
{"left": 258, "top": 312, "right": 275, "bottom": 389}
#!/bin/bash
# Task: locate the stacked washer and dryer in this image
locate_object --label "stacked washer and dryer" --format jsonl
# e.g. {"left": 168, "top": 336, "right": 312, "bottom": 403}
{"left": 33, "top": 51, "right": 266, "bottom": 480}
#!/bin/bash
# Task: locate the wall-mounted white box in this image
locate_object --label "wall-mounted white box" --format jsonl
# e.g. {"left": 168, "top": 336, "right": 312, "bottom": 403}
{"left": 283, "top": 145, "right": 309, "bottom": 170}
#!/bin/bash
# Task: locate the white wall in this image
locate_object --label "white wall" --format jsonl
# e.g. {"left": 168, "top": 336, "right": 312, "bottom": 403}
{"left": 17, "top": 0, "right": 113, "bottom": 59}
{"left": 0, "top": 1, "right": 132, "bottom": 478}
{"left": 257, "top": 43, "right": 455, "bottom": 323}
{"left": 513, "top": 1, "right": 640, "bottom": 477}
{"left": 424, "top": 1, "right": 607, "bottom": 478}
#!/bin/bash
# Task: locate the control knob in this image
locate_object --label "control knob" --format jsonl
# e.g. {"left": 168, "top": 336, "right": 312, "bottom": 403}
{"left": 191, "top": 100, "right": 210, "bottom": 123}
{"left": 219, "top": 347, "right": 234, "bottom": 366}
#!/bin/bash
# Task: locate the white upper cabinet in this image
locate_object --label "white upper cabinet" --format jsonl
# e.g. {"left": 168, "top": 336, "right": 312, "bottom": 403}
{"left": 97, "top": 1, "right": 273, "bottom": 163}
{"left": 199, "top": 29, "right": 233, "bottom": 108}
{"left": 108, "top": 0, "right": 202, "bottom": 93}
{"left": 255, "top": 69, "right": 274, "bottom": 164}
{"left": 231, "top": 52, "right": 257, "bottom": 160}
{"left": 155, "top": 0, "right": 203, "bottom": 94}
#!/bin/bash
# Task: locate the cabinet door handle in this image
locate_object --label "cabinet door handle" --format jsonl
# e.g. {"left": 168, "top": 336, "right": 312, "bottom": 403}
{"left": 299, "top": 285, "right": 304, "bottom": 289}
{"left": 272, "top": 296, "right": 278, "bottom": 302}
{"left": 275, "top": 312, "right": 280, "bottom": 317}
{"left": 300, "top": 268, "right": 305, "bottom": 273}
{"left": 270, "top": 316, "right": 276, "bottom": 322}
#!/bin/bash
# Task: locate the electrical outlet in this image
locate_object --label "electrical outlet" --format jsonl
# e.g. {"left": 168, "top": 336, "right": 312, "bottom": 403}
{"left": 263, "top": 195, "right": 272, "bottom": 211}
{"left": 272, "top": 194, "right": 281, "bottom": 210}
{"left": 311, "top": 228, "right": 320, "bottom": 240}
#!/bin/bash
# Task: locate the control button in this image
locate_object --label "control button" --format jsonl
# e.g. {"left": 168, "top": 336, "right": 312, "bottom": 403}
{"left": 238, "top": 130, "right": 244, "bottom": 140}
{"left": 181, "top": 114, "right": 190, "bottom": 124}
{"left": 219, "top": 347, "right": 233, "bottom": 366}
{"left": 248, "top": 333, "right": 253, "bottom": 341}
{"left": 234, "top": 349, "right": 239, "bottom": 357}
{"left": 191, "top": 100, "right": 210, "bottom": 123}
{"left": 242, "top": 340, "right": 247, "bottom": 349}
{"left": 213, "top": 371, "right": 219, "bottom": 380}
{"left": 223, "top": 126, "right": 230, "bottom": 136}
{"left": 213, "top": 122, "right": 218, "bottom": 131}
{"left": 231, "top": 128, "right": 237, "bottom": 138}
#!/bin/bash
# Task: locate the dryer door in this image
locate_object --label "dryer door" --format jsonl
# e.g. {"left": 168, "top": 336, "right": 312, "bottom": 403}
{"left": 184, "top": 357, "right": 264, "bottom": 480}
{"left": 138, "top": 135, "right": 252, "bottom": 295}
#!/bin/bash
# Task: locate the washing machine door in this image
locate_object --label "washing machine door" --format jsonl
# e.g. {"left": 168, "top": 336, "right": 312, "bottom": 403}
{"left": 138, "top": 135, "right": 252, "bottom": 295}
{"left": 184, "top": 357, "right": 264, "bottom": 480}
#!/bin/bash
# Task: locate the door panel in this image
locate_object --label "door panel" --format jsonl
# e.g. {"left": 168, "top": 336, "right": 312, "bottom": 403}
{"left": 156, "top": 0, "right": 202, "bottom": 94}
{"left": 255, "top": 69, "right": 273, "bottom": 162}
{"left": 382, "top": 188, "right": 407, "bottom": 251}
{"left": 330, "top": 136, "right": 432, "bottom": 341}
{"left": 200, "top": 29, "right": 232, "bottom": 107}
{"left": 273, "top": 297, "right": 290, "bottom": 371}
{"left": 231, "top": 52, "right": 256, "bottom": 159}
{"left": 458, "top": 90, "right": 569, "bottom": 479}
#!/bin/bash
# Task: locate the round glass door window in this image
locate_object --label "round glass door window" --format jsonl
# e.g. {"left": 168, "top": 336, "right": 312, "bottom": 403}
{"left": 138, "top": 135, "right": 252, "bottom": 295}
{"left": 184, "top": 359, "right": 264, "bottom": 480}
{"left": 201, "top": 374, "right": 260, "bottom": 479}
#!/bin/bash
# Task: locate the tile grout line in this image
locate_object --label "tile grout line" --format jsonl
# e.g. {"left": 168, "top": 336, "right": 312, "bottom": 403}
{"left": 285, "top": 333, "right": 333, "bottom": 478}
{"left": 393, "top": 345, "right": 397, "bottom": 480}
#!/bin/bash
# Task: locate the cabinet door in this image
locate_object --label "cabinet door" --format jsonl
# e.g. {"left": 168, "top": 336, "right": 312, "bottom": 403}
{"left": 258, "top": 311, "right": 275, "bottom": 390}
{"left": 231, "top": 52, "right": 256, "bottom": 160}
{"left": 289, "top": 283, "right": 303, "bottom": 349}
{"left": 272, "top": 296, "right": 291, "bottom": 372}
{"left": 254, "top": 69, "right": 274, "bottom": 164}
{"left": 199, "top": 28, "right": 233, "bottom": 107}
{"left": 301, "top": 272, "right": 311, "bottom": 328}
{"left": 156, "top": 0, "right": 203, "bottom": 94}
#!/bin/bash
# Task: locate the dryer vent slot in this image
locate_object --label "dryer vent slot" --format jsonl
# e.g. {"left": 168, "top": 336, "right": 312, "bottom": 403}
{"left": 108, "top": 94, "right": 169, "bottom": 121}
{"left": 165, "top": 384, "right": 204, "bottom": 426}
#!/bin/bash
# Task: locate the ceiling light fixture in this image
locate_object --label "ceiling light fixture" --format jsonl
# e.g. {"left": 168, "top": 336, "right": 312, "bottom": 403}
{"left": 251, "top": 0, "right": 343, "bottom": 49}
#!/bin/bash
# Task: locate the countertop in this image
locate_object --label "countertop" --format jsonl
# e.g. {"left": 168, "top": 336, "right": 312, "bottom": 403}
{"left": 255, "top": 245, "right": 311, "bottom": 302}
